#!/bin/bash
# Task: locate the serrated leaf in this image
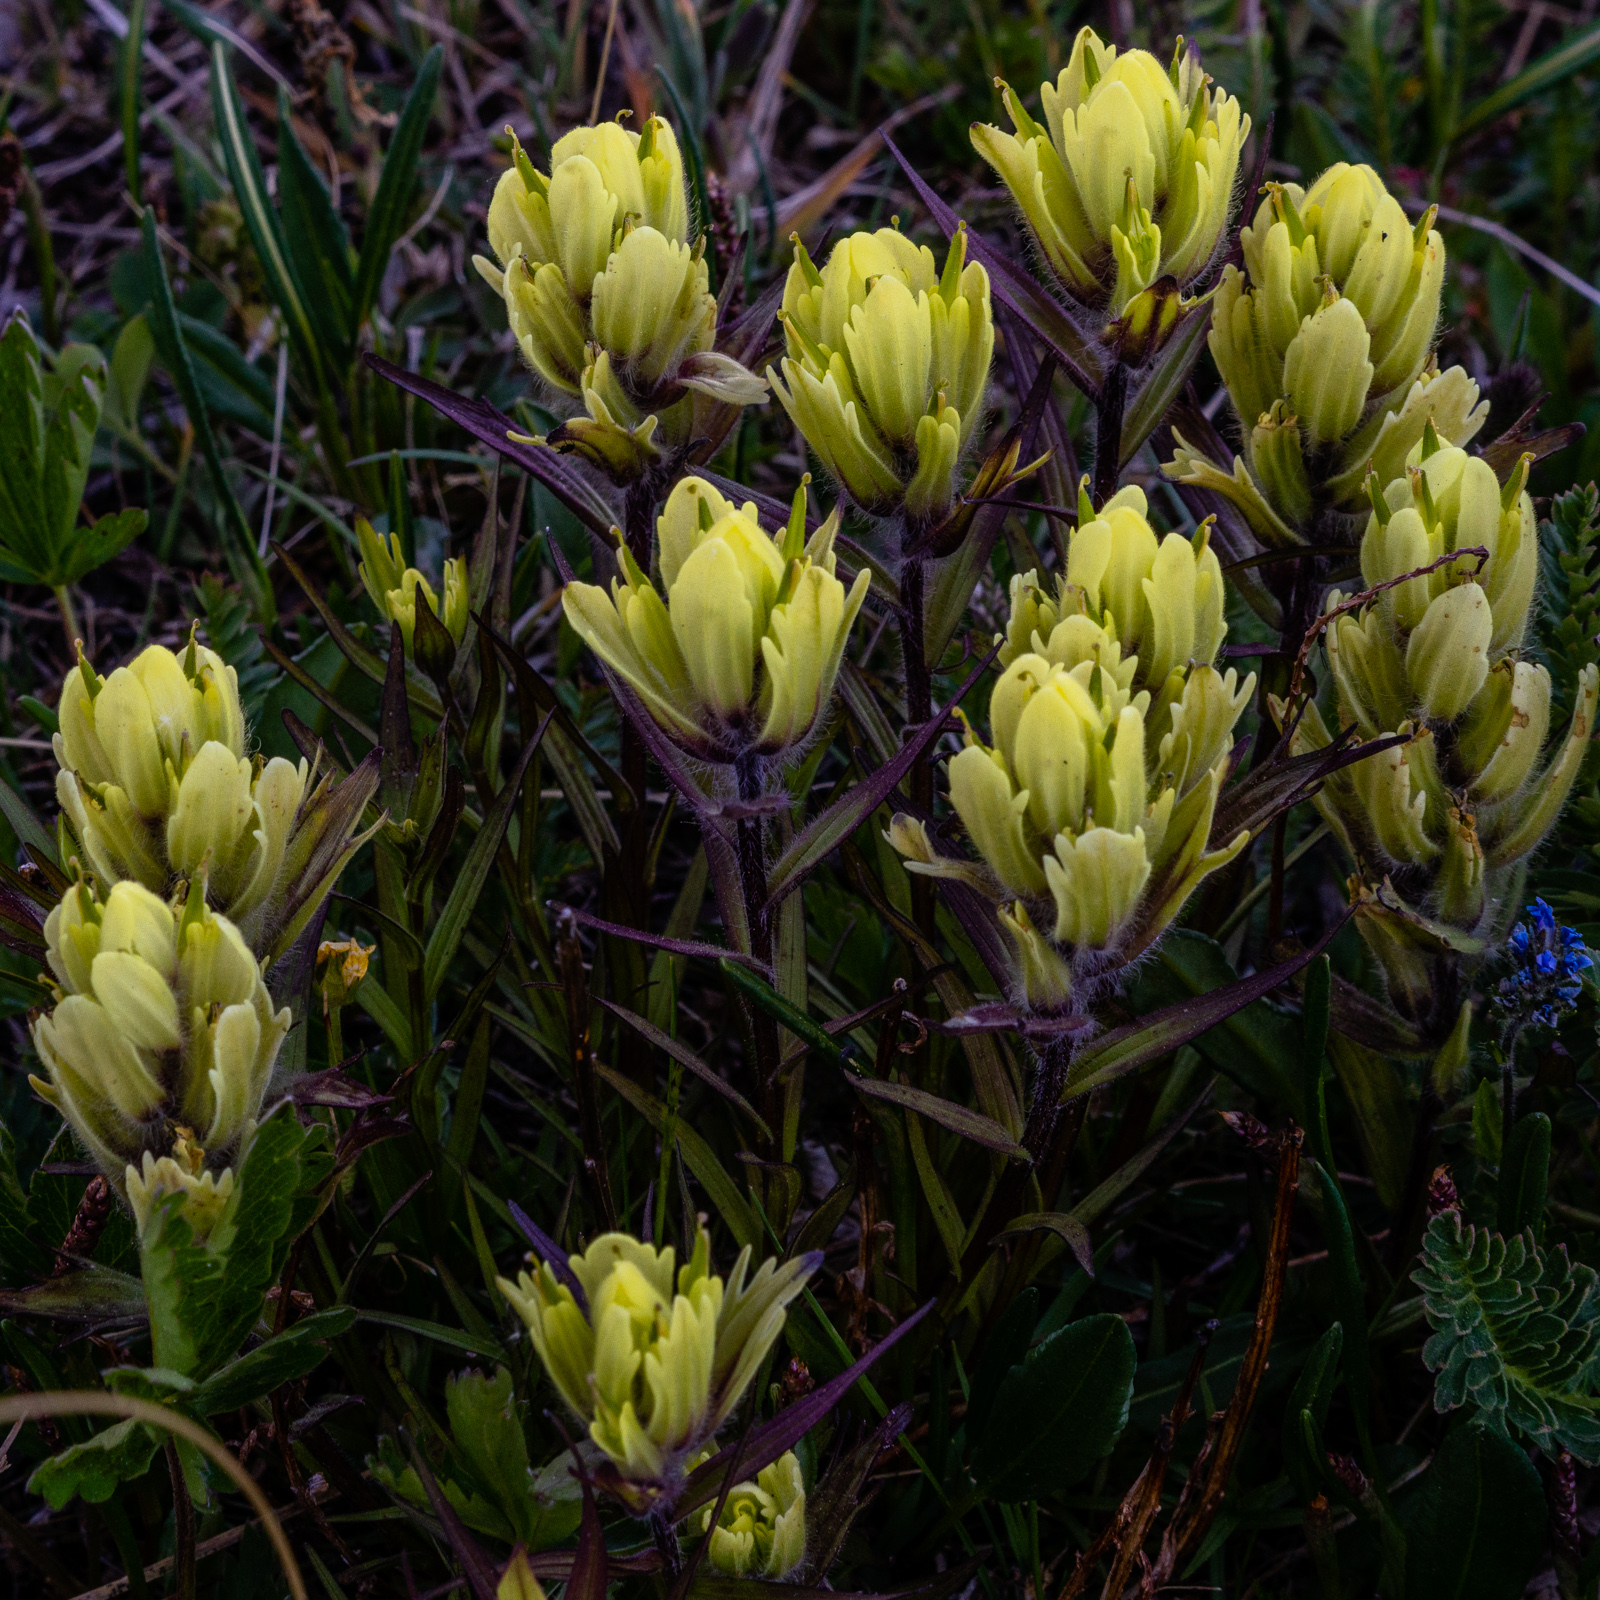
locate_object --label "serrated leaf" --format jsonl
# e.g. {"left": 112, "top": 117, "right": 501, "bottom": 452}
{"left": 140, "top": 1105, "right": 332, "bottom": 1378}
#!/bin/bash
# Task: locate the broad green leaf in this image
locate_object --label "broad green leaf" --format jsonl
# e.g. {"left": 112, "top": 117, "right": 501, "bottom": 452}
{"left": 1497, "top": 1113, "right": 1550, "bottom": 1239}
{"left": 967, "top": 1313, "right": 1135, "bottom": 1501}
{"left": 27, "top": 1418, "right": 161, "bottom": 1509}
{"left": 962, "top": 1288, "right": 1037, "bottom": 1453}
{"left": 1403, "top": 1421, "right": 1545, "bottom": 1600}
{"left": 140, "top": 1105, "right": 331, "bottom": 1378}
{"left": 352, "top": 47, "right": 443, "bottom": 327}
{"left": 186, "top": 1307, "right": 356, "bottom": 1415}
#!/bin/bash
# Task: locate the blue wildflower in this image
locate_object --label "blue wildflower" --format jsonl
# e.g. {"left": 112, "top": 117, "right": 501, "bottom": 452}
{"left": 1492, "top": 899, "right": 1593, "bottom": 1032}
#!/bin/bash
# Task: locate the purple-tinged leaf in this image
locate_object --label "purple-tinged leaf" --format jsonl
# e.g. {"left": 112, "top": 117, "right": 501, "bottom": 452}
{"left": 1062, "top": 915, "right": 1349, "bottom": 1100}
{"left": 407, "top": 1440, "right": 501, "bottom": 1600}
{"left": 882, "top": 131, "right": 1106, "bottom": 395}
{"left": 1212, "top": 730, "right": 1410, "bottom": 846}
{"left": 507, "top": 1201, "right": 586, "bottom": 1309}
{"left": 762, "top": 644, "right": 997, "bottom": 909}
{"left": 565, "top": 1451, "right": 609, "bottom": 1600}
{"left": 847, "top": 1074, "right": 1029, "bottom": 1160}
{"left": 599, "top": 998, "right": 771, "bottom": 1133}
{"left": 364, "top": 354, "right": 615, "bottom": 538}
{"left": 557, "top": 905, "right": 772, "bottom": 976}
{"left": 677, "top": 1299, "right": 935, "bottom": 1519}
{"left": 1119, "top": 301, "right": 1212, "bottom": 468}
{"left": 996, "top": 1211, "right": 1093, "bottom": 1276}
{"left": 521, "top": 1549, "right": 662, "bottom": 1579}
{"left": 286, "top": 1064, "right": 390, "bottom": 1108}
{"left": 931, "top": 1003, "right": 1096, "bottom": 1040}
{"left": 798, "top": 1401, "right": 914, "bottom": 1581}
{"left": 1329, "top": 972, "right": 1429, "bottom": 1056}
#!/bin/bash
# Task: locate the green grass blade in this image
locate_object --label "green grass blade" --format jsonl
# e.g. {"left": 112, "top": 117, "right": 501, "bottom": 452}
{"left": 1454, "top": 21, "right": 1600, "bottom": 143}
{"left": 351, "top": 46, "right": 442, "bottom": 329}
{"left": 209, "top": 43, "right": 322, "bottom": 389}
{"left": 139, "top": 209, "right": 272, "bottom": 619}
{"left": 120, "top": 0, "right": 148, "bottom": 204}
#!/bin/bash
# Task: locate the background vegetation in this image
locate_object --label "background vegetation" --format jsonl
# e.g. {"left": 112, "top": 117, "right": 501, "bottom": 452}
{"left": 3, "top": 0, "right": 1600, "bottom": 1595}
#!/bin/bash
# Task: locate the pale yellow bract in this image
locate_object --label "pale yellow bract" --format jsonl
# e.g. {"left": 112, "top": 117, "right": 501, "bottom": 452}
{"left": 497, "top": 1228, "right": 816, "bottom": 1497}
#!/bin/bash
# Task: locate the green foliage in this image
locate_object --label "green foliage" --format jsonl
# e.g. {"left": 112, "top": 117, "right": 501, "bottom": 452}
{"left": 369, "top": 1369, "right": 584, "bottom": 1549}
{"left": 1541, "top": 483, "right": 1600, "bottom": 722}
{"left": 966, "top": 1314, "right": 1137, "bottom": 1502}
{"left": 194, "top": 571, "right": 279, "bottom": 723}
{"left": 140, "top": 1106, "right": 332, "bottom": 1379}
{"left": 27, "top": 1418, "right": 162, "bottom": 1510}
{"left": 1402, "top": 1422, "right": 1546, "bottom": 1600}
{"left": 1414, "top": 1210, "right": 1600, "bottom": 1461}
{"left": 0, "top": 315, "right": 144, "bottom": 588}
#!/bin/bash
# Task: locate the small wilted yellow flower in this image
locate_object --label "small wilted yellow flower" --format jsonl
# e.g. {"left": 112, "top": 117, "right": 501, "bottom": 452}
{"left": 357, "top": 519, "right": 470, "bottom": 654}
{"left": 496, "top": 1228, "right": 818, "bottom": 1504}
{"left": 125, "top": 1130, "right": 234, "bottom": 1242}
{"left": 972, "top": 29, "right": 1248, "bottom": 324}
{"left": 30, "top": 878, "right": 290, "bottom": 1185}
{"left": 767, "top": 226, "right": 993, "bottom": 527}
{"left": 562, "top": 477, "right": 870, "bottom": 763}
{"left": 697, "top": 1450, "right": 806, "bottom": 1579}
{"left": 1165, "top": 165, "right": 1485, "bottom": 547}
{"left": 474, "top": 118, "right": 765, "bottom": 463}
{"left": 893, "top": 489, "right": 1251, "bottom": 1010}
{"left": 1284, "top": 438, "right": 1600, "bottom": 955}
{"left": 53, "top": 636, "right": 379, "bottom": 963}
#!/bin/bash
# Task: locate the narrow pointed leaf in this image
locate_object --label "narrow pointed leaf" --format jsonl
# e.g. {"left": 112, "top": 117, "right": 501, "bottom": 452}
{"left": 1063, "top": 914, "right": 1348, "bottom": 1100}
{"left": 365, "top": 355, "right": 615, "bottom": 537}
{"left": 763, "top": 644, "right": 997, "bottom": 908}
{"left": 848, "top": 1075, "right": 1028, "bottom": 1160}
{"left": 423, "top": 725, "right": 544, "bottom": 1000}
{"left": 352, "top": 48, "right": 443, "bottom": 327}
{"left": 599, "top": 999, "right": 771, "bottom": 1133}
{"left": 678, "top": 1299, "right": 934, "bottom": 1518}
